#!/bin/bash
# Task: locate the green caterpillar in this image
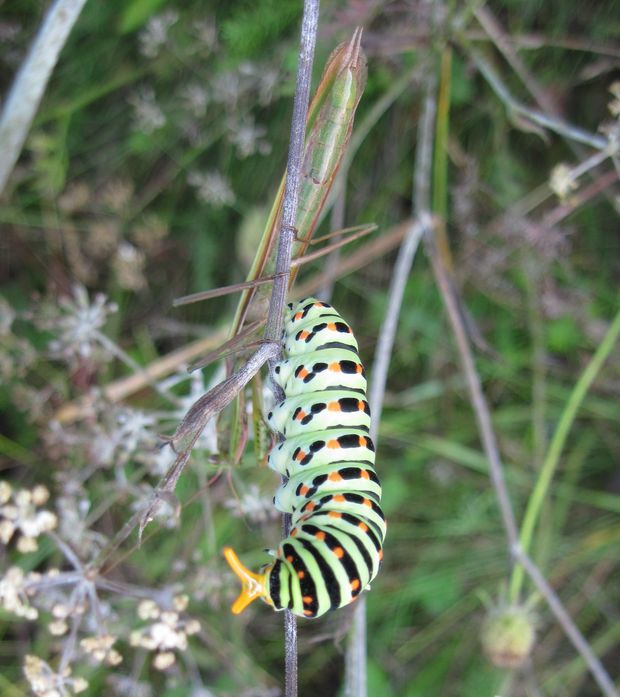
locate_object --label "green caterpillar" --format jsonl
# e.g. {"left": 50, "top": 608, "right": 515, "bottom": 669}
{"left": 224, "top": 298, "right": 386, "bottom": 618}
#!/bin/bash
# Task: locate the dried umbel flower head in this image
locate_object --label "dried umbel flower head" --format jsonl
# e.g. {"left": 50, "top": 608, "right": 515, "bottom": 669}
{"left": 187, "top": 169, "right": 235, "bottom": 208}
{"left": 224, "top": 483, "right": 280, "bottom": 524}
{"left": 80, "top": 634, "right": 123, "bottom": 666}
{"left": 130, "top": 596, "right": 200, "bottom": 670}
{"left": 23, "top": 654, "right": 88, "bottom": 696}
{"left": 34, "top": 284, "right": 118, "bottom": 362}
{"left": 0, "top": 482, "right": 57, "bottom": 552}
{"left": 481, "top": 604, "right": 536, "bottom": 668}
{"left": 0, "top": 566, "right": 39, "bottom": 619}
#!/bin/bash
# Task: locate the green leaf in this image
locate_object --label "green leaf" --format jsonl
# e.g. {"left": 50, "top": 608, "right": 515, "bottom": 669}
{"left": 118, "top": 0, "right": 167, "bottom": 34}
{"left": 547, "top": 315, "right": 583, "bottom": 354}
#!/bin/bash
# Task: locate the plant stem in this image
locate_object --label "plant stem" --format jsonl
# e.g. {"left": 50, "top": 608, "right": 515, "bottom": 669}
{"left": 0, "top": 0, "right": 88, "bottom": 194}
{"left": 264, "top": 3, "right": 320, "bottom": 695}
{"left": 509, "top": 305, "right": 620, "bottom": 601}
{"left": 345, "top": 67, "right": 437, "bottom": 697}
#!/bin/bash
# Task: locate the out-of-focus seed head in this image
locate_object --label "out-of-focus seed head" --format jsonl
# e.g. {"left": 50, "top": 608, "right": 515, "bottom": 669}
{"left": 481, "top": 604, "right": 536, "bottom": 668}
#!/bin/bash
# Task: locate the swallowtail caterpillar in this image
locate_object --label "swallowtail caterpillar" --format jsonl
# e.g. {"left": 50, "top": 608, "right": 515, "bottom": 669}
{"left": 224, "top": 298, "right": 385, "bottom": 618}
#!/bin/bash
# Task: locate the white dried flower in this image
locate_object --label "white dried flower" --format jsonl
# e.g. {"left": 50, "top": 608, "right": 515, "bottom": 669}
{"left": 131, "top": 596, "right": 200, "bottom": 670}
{"left": 38, "top": 284, "right": 118, "bottom": 361}
{"left": 179, "top": 83, "right": 210, "bottom": 118}
{"left": 0, "top": 566, "right": 39, "bottom": 619}
{"left": 172, "top": 594, "right": 189, "bottom": 612}
{"left": 153, "top": 651, "right": 176, "bottom": 670}
{"left": 608, "top": 81, "right": 620, "bottom": 118}
{"left": 137, "top": 599, "right": 160, "bottom": 621}
{"left": 0, "top": 484, "right": 57, "bottom": 551}
{"left": 17, "top": 535, "right": 39, "bottom": 553}
{"left": 139, "top": 10, "right": 179, "bottom": 58}
{"left": 225, "top": 484, "right": 279, "bottom": 524}
{"left": 191, "top": 18, "right": 218, "bottom": 50}
{"left": 228, "top": 116, "right": 271, "bottom": 159}
{"left": 0, "top": 481, "right": 11, "bottom": 504}
{"left": 23, "top": 654, "right": 88, "bottom": 696}
{"left": 112, "top": 242, "right": 147, "bottom": 291}
{"left": 187, "top": 169, "right": 235, "bottom": 207}
{"left": 128, "top": 87, "right": 166, "bottom": 134}
{"left": 80, "top": 634, "right": 123, "bottom": 666}
{"left": 549, "top": 163, "right": 578, "bottom": 201}
{"left": 48, "top": 619, "right": 69, "bottom": 636}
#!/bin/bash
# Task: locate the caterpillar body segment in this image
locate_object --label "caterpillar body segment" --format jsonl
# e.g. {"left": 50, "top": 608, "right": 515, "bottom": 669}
{"left": 225, "top": 298, "right": 385, "bottom": 618}
{"left": 268, "top": 427, "right": 375, "bottom": 475}
{"left": 273, "top": 349, "right": 367, "bottom": 397}
{"left": 283, "top": 313, "right": 359, "bottom": 356}
{"left": 267, "top": 390, "right": 371, "bottom": 438}
{"left": 273, "top": 463, "right": 382, "bottom": 513}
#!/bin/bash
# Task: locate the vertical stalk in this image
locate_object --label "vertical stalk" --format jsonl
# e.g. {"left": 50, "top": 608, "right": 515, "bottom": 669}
{"left": 344, "top": 67, "right": 437, "bottom": 697}
{"left": 0, "top": 0, "right": 88, "bottom": 194}
{"left": 263, "top": 3, "right": 320, "bottom": 695}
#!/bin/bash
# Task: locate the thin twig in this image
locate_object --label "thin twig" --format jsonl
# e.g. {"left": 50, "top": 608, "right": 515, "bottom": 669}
{"left": 428, "top": 238, "right": 520, "bottom": 550}
{"left": 265, "top": 3, "right": 320, "bottom": 695}
{"left": 467, "top": 47, "right": 609, "bottom": 150}
{"left": 0, "top": 0, "right": 88, "bottom": 194}
{"left": 263, "top": 1, "right": 320, "bottom": 351}
{"left": 512, "top": 545, "right": 620, "bottom": 697}
{"left": 345, "top": 69, "right": 437, "bottom": 697}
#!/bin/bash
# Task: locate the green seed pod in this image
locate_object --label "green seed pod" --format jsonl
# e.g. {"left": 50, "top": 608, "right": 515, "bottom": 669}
{"left": 481, "top": 605, "right": 536, "bottom": 668}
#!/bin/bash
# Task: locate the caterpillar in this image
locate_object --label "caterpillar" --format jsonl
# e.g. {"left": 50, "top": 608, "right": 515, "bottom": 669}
{"left": 224, "top": 297, "right": 386, "bottom": 618}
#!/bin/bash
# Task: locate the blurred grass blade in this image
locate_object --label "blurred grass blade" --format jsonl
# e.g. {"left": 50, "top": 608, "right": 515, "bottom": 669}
{"left": 510, "top": 304, "right": 620, "bottom": 602}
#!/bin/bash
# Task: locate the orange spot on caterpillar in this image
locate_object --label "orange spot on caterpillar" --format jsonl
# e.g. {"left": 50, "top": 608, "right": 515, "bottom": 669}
{"left": 297, "top": 368, "right": 309, "bottom": 379}
{"left": 296, "top": 410, "right": 307, "bottom": 421}
{"left": 333, "top": 547, "right": 344, "bottom": 558}
{"left": 294, "top": 312, "right": 303, "bottom": 321}
{"left": 304, "top": 609, "right": 313, "bottom": 616}
{"left": 329, "top": 511, "right": 342, "bottom": 519}
{"left": 358, "top": 400, "right": 365, "bottom": 411}
{"left": 358, "top": 522, "right": 369, "bottom": 532}
{"left": 363, "top": 498, "right": 372, "bottom": 507}
{"left": 360, "top": 470, "right": 370, "bottom": 480}
{"left": 356, "top": 364, "right": 363, "bottom": 373}
{"left": 359, "top": 436, "right": 367, "bottom": 447}
{"left": 328, "top": 401, "right": 341, "bottom": 411}
{"left": 297, "top": 570, "right": 305, "bottom": 579}
{"left": 328, "top": 472, "right": 343, "bottom": 482}
{"left": 290, "top": 528, "right": 298, "bottom": 537}
{"left": 333, "top": 494, "right": 346, "bottom": 503}
{"left": 296, "top": 450, "right": 307, "bottom": 462}
{"left": 303, "top": 596, "right": 313, "bottom": 605}
{"left": 351, "top": 579, "right": 360, "bottom": 591}
{"left": 329, "top": 362, "right": 341, "bottom": 372}
{"left": 286, "top": 555, "right": 294, "bottom": 563}
{"left": 378, "top": 550, "right": 384, "bottom": 561}
{"left": 299, "top": 330, "right": 310, "bottom": 340}
{"left": 299, "top": 485, "right": 310, "bottom": 496}
{"left": 327, "top": 322, "right": 337, "bottom": 330}
{"left": 315, "top": 531, "right": 326, "bottom": 541}
{"left": 303, "top": 501, "right": 316, "bottom": 512}
{"left": 327, "top": 439, "right": 340, "bottom": 449}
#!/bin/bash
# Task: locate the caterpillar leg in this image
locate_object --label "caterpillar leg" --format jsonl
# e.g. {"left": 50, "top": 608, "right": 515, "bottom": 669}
{"left": 223, "top": 547, "right": 269, "bottom": 614}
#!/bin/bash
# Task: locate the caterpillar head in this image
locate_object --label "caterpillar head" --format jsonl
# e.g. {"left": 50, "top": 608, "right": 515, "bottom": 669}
{"left": 223, "top": 547, "right": 273, "bottom": 613}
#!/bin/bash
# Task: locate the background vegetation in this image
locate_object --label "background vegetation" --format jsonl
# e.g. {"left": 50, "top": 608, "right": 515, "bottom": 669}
{"left": 1, "top": 1, "right": 619, "bottom": 695}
